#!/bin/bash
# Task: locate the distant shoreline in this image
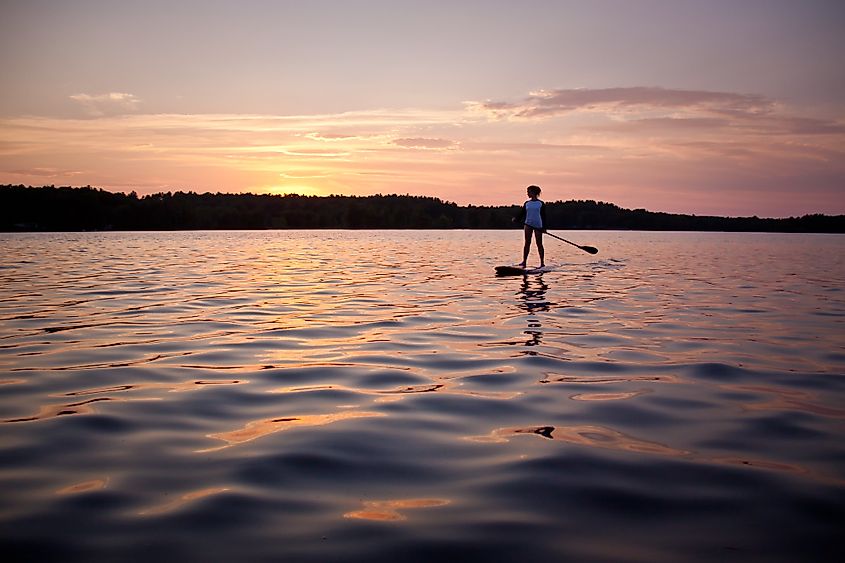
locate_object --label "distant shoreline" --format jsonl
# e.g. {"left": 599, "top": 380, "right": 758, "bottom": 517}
{"left": 2, "top": 184, "right": 843, "bottom": 233}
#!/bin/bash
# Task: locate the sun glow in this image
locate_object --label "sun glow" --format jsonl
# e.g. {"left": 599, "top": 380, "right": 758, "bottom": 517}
{"left": 1, "top": 86, "right": 843, "bottom": 216}
{"left": 258, "top": 183, "right": 326, "bottom": 197}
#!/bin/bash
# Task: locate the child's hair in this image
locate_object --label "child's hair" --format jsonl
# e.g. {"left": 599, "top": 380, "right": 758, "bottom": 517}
{"left": 527, "top": 185, "right": 541, "bottom": 197}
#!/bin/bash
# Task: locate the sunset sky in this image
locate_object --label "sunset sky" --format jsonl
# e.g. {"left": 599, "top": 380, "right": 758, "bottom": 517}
{"left": 1, "top": 0, "right": 843, "bottom": 216}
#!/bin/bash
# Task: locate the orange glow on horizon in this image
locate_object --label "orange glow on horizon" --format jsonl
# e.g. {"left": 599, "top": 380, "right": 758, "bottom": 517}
{"left": 1, "top": 88, "right": 843, "bottom": 217}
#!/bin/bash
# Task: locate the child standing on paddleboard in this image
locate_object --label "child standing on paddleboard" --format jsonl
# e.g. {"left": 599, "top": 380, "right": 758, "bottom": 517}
{"left": 516, "top": 185, "right": 546, "bottom": 268}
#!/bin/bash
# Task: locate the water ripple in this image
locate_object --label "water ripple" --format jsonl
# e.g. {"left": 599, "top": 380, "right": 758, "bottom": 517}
{"left": 1, "top": 230, "right": 843, "bottom": 562}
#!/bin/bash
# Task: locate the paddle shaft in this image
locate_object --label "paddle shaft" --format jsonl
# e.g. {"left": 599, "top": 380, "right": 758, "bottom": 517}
{"left": 543, "top": 231, "right": 599, "bottom": 254}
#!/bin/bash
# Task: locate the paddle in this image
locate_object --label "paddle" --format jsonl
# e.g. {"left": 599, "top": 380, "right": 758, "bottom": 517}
{"left": 544, "top": 231, "right": 599, "bottom": 254}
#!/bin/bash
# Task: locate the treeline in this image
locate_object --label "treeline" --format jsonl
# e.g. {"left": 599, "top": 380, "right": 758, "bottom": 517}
{"left": 1, "top": 184, "right": 843, "bottom": 233}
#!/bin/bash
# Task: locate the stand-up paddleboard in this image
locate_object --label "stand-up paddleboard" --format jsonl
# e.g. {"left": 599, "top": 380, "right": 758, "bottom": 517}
{"left": 495, "top": 265, "right": 550, "bottom": 276}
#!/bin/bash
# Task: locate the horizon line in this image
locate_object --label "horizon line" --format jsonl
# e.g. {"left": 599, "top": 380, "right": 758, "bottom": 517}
{"left": 3, "top": 183, "right": 843, "bottom": 221}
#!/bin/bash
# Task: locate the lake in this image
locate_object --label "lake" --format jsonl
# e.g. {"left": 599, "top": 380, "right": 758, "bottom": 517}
{"left": 1, "top": 230, "right": 843, "bottom": 562}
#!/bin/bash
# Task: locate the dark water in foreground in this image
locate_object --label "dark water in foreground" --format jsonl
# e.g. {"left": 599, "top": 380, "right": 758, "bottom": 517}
{"left": 1, "top": 230, "right": 843, "bottom": 562}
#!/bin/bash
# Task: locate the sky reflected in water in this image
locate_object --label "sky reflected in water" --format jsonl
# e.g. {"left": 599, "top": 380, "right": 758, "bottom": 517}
{"left": 1, "top": 230, "right": 843, "bottom": 562}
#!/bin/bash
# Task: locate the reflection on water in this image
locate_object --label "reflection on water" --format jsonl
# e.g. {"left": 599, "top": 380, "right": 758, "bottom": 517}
{"left": 722, "top": 384, "right": 845, "bottom": 418}
{"left": 56, "top": 479, "right": 108, "bottom": 496}
{"left": 0, "top": 230, "right": 843, "bottom": 562}
{"left": 570, "top": 389, "right": 650, "bottom": 401}
{"left": 201, "top": 410, "right": 385, "bottom": 451}
{"left": 344, "top": 498, "right": 450, "bottom": 521}
{"left": 517, "top": 274, "right": 551, "bottom": 314}
{"left": 474, "top": 424, "right": 691, "bottom": 457}
{"left": 517, "top": 274, "right": 550, "bottom": 348}
{"left": 473, "top": 423, "right": 833, "bottom": 484}
{"left": 139, "top": 487, "right": 231, "bottom": 516}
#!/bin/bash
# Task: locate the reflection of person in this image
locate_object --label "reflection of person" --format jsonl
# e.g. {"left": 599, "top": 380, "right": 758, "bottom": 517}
{"left": 518, "top": 272, "right": 549, "bottom": 347}
{"left": 514, "top": 185, "right": 546, "bottom": 268}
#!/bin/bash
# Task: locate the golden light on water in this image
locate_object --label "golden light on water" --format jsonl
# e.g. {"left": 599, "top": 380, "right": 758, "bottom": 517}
{"left": 2, "top": 1, "right": 844, "bottom": 557}
{"left": 56, "top": 479, "right": 109, "bottom": 496}
{"left": 344, "top": 498, "right": 450, "bottom": 521}
{"left": 471, "top": 425, "right": 691, "bottom": 457}
{"left": 139, "top": 487, "right": 231, "bottom": 516}
{"left": 199, "top": 411, "right": 386, "bottom": 451}
{"left": 569, "top": 390, "right": 650, "bottom": 401}
{"left": 1, "top": 228, "right": 843, "bottom": 559}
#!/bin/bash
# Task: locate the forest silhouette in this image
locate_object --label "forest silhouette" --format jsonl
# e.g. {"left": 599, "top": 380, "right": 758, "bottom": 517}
{"left": 2, "top": 184, "right": 842, "bottom": 233}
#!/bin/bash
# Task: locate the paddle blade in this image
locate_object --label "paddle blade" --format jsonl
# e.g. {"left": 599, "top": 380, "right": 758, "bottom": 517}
{"left": 581, "top": 245, "right": 599, "bottom": 254}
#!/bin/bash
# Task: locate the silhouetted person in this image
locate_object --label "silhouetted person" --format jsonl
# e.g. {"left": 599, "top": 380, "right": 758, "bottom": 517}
{"left": 515, "top": 185, "right": 546, "bottom": 268}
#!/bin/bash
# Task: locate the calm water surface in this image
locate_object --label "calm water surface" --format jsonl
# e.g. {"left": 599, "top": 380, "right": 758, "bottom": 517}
{"left": 1, "top": 230, "right": 843, "bottom": 562}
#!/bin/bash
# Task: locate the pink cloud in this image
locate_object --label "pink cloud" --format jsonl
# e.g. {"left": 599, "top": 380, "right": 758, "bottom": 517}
{"left": 306, "top": 132, "right": 362, "bottom": 141}
{"left": 753, "top": 116, "right": 845, "bottom": 135}
{"left": 461, "top": 141, "right": 610, "bottom": 153}
{"left": 6, "top": 167, "right": 85, "bottom": 178}
{"left": 2, "top": 93, "right": 842, "bottom": 216}
{"left": 69, "top": 92, "right": 142, "bottom": 117}
{"left": 468, "top": 87, "right": 775, "bottom": 119}
{"left": 392, "top": 138, "right": 456, "bottom": 149}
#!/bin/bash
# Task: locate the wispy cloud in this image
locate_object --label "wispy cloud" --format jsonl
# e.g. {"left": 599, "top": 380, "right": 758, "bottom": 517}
{"left": 467, "top": 87, "right": 776, "bottom": 119}
{"left": 278, "top": 171, "right": 332, "bottom": 179}
{"left": 5, "top": 167, "right": 85, "bottom": 178}
{"left": 753, "top": 116, "right": 845, "bottom": 136}
{"left": 306, "top": 132, "right": 370, "bottom": 142}
{"left": 69, "top": 92, "right": 143, "bottom": 117}
{"left": 1, "top": 87, "right": 843, "bottom": 216}
{"left": 392, "top": 138, "right": 456, "bottom": 150}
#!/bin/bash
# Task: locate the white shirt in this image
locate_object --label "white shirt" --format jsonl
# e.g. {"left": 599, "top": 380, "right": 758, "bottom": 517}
{"left": 524, "top": 199, "right": 544, "bottom": 229}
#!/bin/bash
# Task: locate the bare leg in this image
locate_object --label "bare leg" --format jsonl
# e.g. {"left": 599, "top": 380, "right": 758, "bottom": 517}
{"left": 521, "top": 226, "right": 532, "bottom": 267}
{"left": 535, "top": 230, "right": 545, "bottom": 267}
